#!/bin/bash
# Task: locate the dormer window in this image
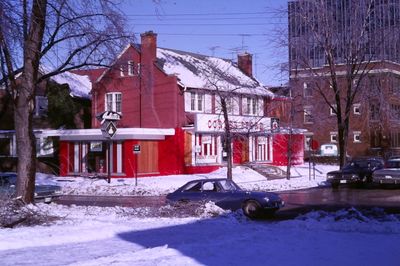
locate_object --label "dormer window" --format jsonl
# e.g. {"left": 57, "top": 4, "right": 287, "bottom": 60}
{"left": 128, "top": 61, "right": 135, "bottom": 76}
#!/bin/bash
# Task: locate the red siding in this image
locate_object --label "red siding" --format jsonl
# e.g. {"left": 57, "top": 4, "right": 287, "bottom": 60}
{"left": 158, "top": 128, "right": 185, "bottom": 175}
{"left": 59, "top": 141, "right": 69, "bottom": 176}
{"left": 272, "top": 134, "right": 304, "bottom": 166}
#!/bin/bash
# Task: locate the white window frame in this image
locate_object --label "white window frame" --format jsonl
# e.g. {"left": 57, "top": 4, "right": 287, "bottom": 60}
{"left": 353, "top": 131, "right": 361, "bottom": 143}
{"left": 128, "top": 61, "right": 135, "bottom": 76}
{"left": 353, "top": 103, "right": 361, "bottom": 115}
{"left": 330, "top": 104, "right": 336, "bottom": 116}
{"left": 244, "top": 97, "right": 259, "bottom": 115}
{"left": 189, "top": 92, "right": 204, "bottom": 112}
{"left": 330, "top": 132, "right": 338, "bottom": 143}
{"left": 304, "top": 106, "right": 313, "bottom": 124}
{"left": 119, "top": 65, "right": 124, "bottom": 77}
{"left": 105, "top": 92, "right": 122, "bottom": 113}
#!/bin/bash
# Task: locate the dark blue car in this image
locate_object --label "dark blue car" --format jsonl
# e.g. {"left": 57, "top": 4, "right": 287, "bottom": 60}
{"left": 166, "top": 178, "right": 284, "bottom": 218}
{"left": 0, "top": 173, "right": 61, "bottom": 203}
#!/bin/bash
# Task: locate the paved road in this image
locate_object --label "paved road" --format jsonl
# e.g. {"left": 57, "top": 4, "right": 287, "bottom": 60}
{"left": 55, "top": 186, "right": 400, "bottom": 219}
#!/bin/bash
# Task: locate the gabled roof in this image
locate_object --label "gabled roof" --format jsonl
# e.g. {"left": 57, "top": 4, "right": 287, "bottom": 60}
{"left": 156, "top": 48, "right": 273, "bottom": 97}
{"left": 91, "top": 43, "right": 274, "bottom": 97}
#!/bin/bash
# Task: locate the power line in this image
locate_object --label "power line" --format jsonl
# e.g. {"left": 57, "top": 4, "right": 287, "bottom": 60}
{"left": 129, "top": 16, "right": 283, "bottom": 21}
{"left": 130, "top": 22, "right": 285, "bottom": 26}
{"left": 125, "top": 11, "right": 283, "bottom": 17}
{"left": 133, "top": 32, "right": 271, "bottom": 37}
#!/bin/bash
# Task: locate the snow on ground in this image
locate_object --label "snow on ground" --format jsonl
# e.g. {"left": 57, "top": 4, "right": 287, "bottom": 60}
{"left": 1, "top": 203, "right": 399, "bottom": 266}
{"left": 3, "top": 164, "right": 399, "bottom": 265}
{"left": 56, "top": 164, "right": 339, "bottom": 196}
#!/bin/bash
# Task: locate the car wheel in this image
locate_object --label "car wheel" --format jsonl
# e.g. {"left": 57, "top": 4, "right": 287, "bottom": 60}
{"left": 242, "top": 200, "right": 261, "bottom": 219}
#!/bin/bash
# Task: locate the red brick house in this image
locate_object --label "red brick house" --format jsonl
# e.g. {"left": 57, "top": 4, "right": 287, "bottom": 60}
{"left": 58, "top": 31, "right": 304, "bottom": 178}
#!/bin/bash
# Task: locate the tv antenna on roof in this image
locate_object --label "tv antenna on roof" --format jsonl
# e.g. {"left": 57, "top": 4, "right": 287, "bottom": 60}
{"left": 208, "top": 46, "right": 220, "bottom": 56}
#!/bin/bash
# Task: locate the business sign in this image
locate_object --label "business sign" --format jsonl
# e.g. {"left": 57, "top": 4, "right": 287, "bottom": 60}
{"left": 195, "top": 114, "right": 272, "bottom": 133}
{"left": 101, "top": 121, "right": 117, "bottom": 139}
{"left": 133, "top": 145, "right": 141, "bottom": 154}
{"left": 271, "top": 118, "right": 280, "bottom": 132}
{"left": 96, "top": 111, "right": 122, "bottom": 124}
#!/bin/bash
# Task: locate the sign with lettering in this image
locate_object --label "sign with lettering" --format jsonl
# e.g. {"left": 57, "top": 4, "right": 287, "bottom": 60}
{"left": 96, "top": 111, "right": 122, "bottom": 124}
{"left": 195, "top": 114, "right": 272, "bottom": 133}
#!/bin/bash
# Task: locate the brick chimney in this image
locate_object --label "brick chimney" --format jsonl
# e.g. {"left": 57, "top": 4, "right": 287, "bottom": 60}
{"left": 238, "top": 52, "right": 253, "bottom": 77}
{"left": 141, "top": 31, "right": 157, "bottom": 62}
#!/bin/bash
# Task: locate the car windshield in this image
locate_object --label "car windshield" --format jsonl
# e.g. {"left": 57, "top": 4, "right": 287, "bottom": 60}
{"left": 386, "top": 161, "right": 400, "bottom": 168}
{"left": 344, "top": 160, "right": 373, "bottom": 169}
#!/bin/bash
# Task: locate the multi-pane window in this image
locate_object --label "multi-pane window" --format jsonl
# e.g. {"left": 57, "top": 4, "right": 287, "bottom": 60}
{"left": 390, "top": 104, "right": 400, "bottom": 120}
{"left": 105, "top": 92, "right": 122, "bottom": 113}
{"left": 390, "top": 131, "right": 400, "bottom": 148}
{"left": 128, "top": 61, "right": 135, "bottom": 76}
{"left": 304, "top": 106, "right": 313, "bottom": 124}
{"left": 303, "top": 82, "right": 312, "bottom": 97}
{"left": 245, "top": 97, "right": 258, "bottom": 115}
{"left": 390, "top": 77, "right": 400, "bottom": 94}
{"left": 190, "top": 92, "right": 203, "bottom": 112}
{"left": 370, "top": 102, "right": 380, "bottom": 121}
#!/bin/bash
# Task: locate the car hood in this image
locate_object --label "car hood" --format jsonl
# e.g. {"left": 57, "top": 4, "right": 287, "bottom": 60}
{"left": 373, "top": 169, "right": 400, "bottom": 175}
{"left": 327, "top": 169, "right": 360, "bottom": 175}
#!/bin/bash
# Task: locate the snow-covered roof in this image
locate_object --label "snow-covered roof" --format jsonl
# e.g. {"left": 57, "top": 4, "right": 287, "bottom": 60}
{"left": 50, "top": 71, "right": 92, "bottom": 99}
{"left": 156, "top": 48, "right": 274, "bottom": 97}
{"left": 40, "top": 66, "right": 92, "bottom": 99}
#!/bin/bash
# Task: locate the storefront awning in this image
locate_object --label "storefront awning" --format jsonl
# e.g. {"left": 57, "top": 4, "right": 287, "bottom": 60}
{"left": 35, "top": 128, "right": 175, "bottom": 141}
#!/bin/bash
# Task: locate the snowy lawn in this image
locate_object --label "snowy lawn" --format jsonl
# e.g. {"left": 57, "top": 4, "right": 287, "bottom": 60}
{"left": 1, "top": 203, "right": 399, "bottom": 266}
{"left": 56, "top": 164, "right": 339, "bottom": 196}
{"left": 1, "top": 164, "right": 400, "bottom": 265}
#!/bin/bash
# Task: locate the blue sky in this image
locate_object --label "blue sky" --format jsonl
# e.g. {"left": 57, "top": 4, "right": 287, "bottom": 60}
{"left": 122, "top": 0, "right": 289, "bottom": 86}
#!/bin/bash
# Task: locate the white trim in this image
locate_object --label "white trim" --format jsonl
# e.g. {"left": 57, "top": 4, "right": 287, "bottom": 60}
{"left": 31, "top": 128, "right": 175, "bottom": 141}
{"left": 353, "top": 103, "right": 361, "bottom": 115}
{"left": 117, "top": 142, "right": 122, "bottom": 173}
{"left": 353, "top": 131, "right": 362, "bottom": 143}
{"left": 74, "top": 143, "right": 79, "bottom": 173}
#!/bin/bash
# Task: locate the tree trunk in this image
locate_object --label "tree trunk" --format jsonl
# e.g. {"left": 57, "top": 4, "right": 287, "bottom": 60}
{"left": 14, "top": 0, "right": 47, "bottom": 203}
{"left": 14, "top": 80, "right": 36, "bottom": 203}
{"left": 221, "top": 98, "right": 233, "bottom": 180}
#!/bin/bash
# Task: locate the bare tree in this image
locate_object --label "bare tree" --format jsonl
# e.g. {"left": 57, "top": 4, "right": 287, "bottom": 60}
{"left": 288, "top": 0, "right": 399, "bottom": 167}
{"left": 0, "top": 0, "right": 132, "bottom": 203}
{"left": 203, "top": 60, "right": 271, "bottom": 180}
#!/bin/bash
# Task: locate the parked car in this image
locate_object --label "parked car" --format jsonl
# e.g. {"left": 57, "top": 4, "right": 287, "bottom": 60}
{"left": 326, "top": 158, "right": 384, "bottom": 188}
{"left": 0, "top": 172, "right": 61, "bottom": 203}
{"left": 372, "top": 158, "right": 400, "bottom": 186}
{"left": 166, "top": 178, "right": 284, "bottom": 218}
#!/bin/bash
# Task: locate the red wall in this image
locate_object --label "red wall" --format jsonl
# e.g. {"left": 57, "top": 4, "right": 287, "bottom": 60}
{"left": 59, "top": 141, "right": 69, "bottom": 176}
{"left": 158, "top": 128, "right": 185, "bottom": 175}
{"left": 272, "top": 134, "right": 304, "bottom": 166}
{"left": 91, "top": 45, "right": 186, "bottom": 130}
